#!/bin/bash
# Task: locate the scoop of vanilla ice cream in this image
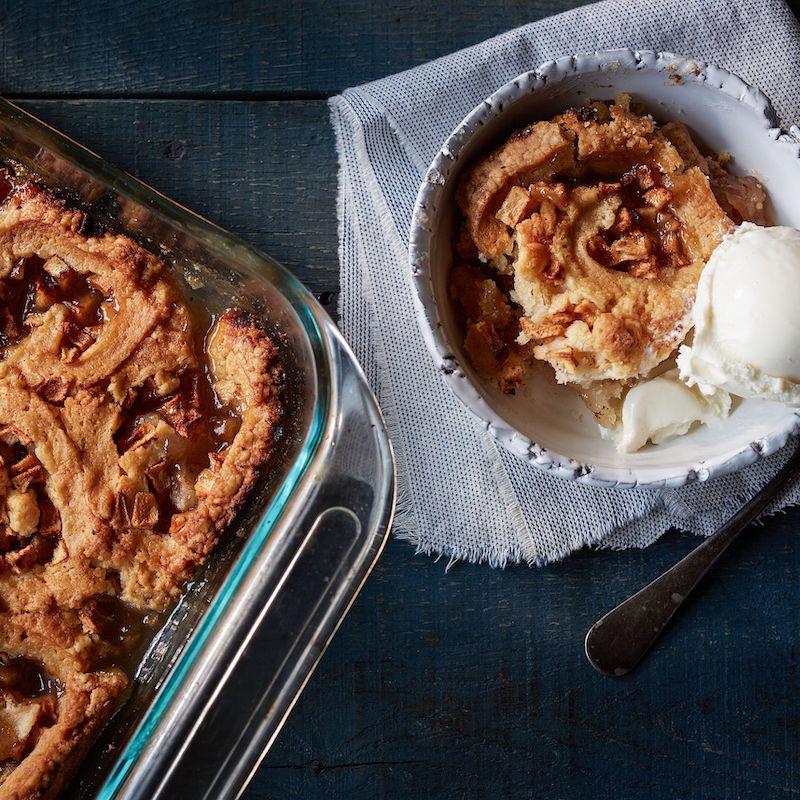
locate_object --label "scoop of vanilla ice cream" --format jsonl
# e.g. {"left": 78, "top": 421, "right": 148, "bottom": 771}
{"left": 678, "top": 223, "right": 800, "bottom": 404}
{"left": 612, "top": 369, "right": 730, "bottom": 453}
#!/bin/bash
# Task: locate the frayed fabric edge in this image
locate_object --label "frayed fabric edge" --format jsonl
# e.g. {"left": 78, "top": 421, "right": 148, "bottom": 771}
{"left": 329, "top": 94, "right": 420, "bottom": 535}
{"left": 330, "top": 93, "right": 541, "bottom": 567}
{"left": 393, "top": 493, "right": 800, "bottom": 571}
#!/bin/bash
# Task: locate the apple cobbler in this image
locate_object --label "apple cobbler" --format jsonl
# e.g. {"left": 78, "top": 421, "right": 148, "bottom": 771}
{"left": 0, "top": 172, "right": 284, "bottom": 798}
{"left": 451, "top": 94, "right": 767, "bottom": 428}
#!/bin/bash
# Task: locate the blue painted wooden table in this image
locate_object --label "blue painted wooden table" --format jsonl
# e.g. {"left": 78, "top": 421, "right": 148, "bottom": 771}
{"left": 4, "top": 2, "right": 800, "bottom": 797}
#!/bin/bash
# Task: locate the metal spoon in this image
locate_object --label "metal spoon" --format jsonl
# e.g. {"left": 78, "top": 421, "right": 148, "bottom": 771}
{"left": 585, "top": 441, "right": 800, "bottom": 676}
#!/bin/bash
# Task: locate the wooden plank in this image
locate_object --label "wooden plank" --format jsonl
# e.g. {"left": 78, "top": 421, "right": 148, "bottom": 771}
{"left": 250, "top": 519, "right": 800, "bottom": 799}
{"left": 15, "top": 86, "right": 800, "bottom": 800}
{"left": 13, "top": 98, "right": 341, "bottom": 313}
{"left": 6, "top": 6, "right": 800, "bottom": 798}
{"left": 1, "top": 0, "right": 587, "bottom": 96}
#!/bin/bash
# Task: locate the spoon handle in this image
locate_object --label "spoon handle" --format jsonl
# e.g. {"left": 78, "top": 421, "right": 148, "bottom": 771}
{"left": 585, "top": 443, "right": 800, "bottom": 676}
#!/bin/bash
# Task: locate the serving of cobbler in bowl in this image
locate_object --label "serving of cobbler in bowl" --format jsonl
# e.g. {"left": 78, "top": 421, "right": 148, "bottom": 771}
{"left": 0, "top": 170, "right": 284, "bottom": 798}
{"left": 410, "top": 50, "right": 800, "bottom": 487}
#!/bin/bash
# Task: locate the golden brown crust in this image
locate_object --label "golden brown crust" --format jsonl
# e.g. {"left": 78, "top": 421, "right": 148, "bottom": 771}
{"left": 456, "top": 120, "right": 575, "bottom": 259}
{"left": 169, "top": 311, "right": 283, "bottom": 560}
{"left": 0, "top": 176, "right": 284, "bottom": 796}
{"left": 0, "top": 671, "right": 127, "bottom": 800}
{"left": 452, "top": 96, "right": 767, "bottom": 397}
{"left": 0, "top": 189, "right": 175, "bottom": 392}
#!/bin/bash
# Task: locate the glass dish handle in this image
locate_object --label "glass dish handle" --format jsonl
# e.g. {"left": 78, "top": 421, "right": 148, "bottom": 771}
{"left": 112, "top": 321, "right": 395, "bottom": 800}
{"left": 176, "top": 490, "right": 374, "bottom": 799}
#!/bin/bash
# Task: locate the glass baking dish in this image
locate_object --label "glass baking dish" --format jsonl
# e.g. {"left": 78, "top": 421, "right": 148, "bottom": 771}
{"left": 0, "top": 97, "right": 395, "bottom": 799}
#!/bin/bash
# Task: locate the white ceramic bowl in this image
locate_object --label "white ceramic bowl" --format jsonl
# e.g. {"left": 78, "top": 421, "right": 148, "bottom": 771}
{"left": 409, "top": 49, "right": 800, "bottom": 489}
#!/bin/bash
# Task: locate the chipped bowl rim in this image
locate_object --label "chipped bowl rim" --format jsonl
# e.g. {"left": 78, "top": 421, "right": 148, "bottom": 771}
{"left": 408, "top": 48, "right": 800, "bottom": 489}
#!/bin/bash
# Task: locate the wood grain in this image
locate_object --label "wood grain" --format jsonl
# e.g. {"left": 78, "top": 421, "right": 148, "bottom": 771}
{"left": 0, "top": 0, "right": 587, "bottom": 97}
{"left": 255, "top": 523, "right": 800, "bottom": 800}
{"left": 4, "top": 2, "right": 800, "bottom": 799}
{"left": 14, "top": 98, "right": 341, "bottom": 313}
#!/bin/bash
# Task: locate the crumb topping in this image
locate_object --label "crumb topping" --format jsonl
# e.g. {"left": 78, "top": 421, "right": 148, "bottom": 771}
{"left": 452, "top": 94, "right": 768, "bottom": 407}
{"left": 0, "top": 172, "right": 284, "bottom": 798}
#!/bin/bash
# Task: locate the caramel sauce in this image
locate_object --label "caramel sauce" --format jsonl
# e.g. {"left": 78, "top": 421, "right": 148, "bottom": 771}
{"left": 0, "top": 169, "right": 12, "bottom": 207}
{"left": 0, "top": 654, "right": 56, "bottom": 699}
{"left": 0, "top": 258, "right": 39, "bottom": 351}
{"left": 0, "top": 654, "right": 57, "bottom": 767}
{"left": 85, "top": 595, "right": 160, "bottom": 675}
{"left": 114, "top": 364, "right": 240, "bottom": 530}
{"left": 561, "top": 166, "right": 688, "bottom": 274}
{"left": 105, "top": 301, "right": 242, "bottom": 536}
{"left": 48, "top": 267, "right": 109, "bottom": 327}
{"left": 0, "top": 253, "right": 113, "bottom": 356}
{"left": 0, "top": 438, "right": 28, "bottom": 468}
{"left": 616, "top": 166, "right": 687, "bottom": 269}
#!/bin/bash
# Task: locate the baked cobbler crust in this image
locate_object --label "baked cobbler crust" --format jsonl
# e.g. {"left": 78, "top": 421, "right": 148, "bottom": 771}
{"left": 0, "top": 671, "right": 127, "bottom": 800}
{"left": 0, "top": 175, "right": 284, "bottom": 797}
{"left": 452, "top": 96, "right": 767, "bottom": 421}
